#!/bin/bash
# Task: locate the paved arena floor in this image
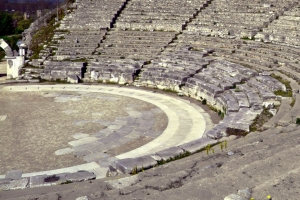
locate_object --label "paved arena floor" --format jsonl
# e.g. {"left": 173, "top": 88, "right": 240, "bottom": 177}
{"left": 0, "top": 86, "right": 168, "bottom": 174}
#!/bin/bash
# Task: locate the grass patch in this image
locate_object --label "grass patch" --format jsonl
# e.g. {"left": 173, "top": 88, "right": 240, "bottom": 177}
{"left": 249, "top": 108, "right": 273, "bottom": 132}
{"left": 270, "top": 73, "right": 293, "bottom": 97}
{"left": 273, "top": 90, "right": 292, "bottom": 97}
{"left": 241, "top": 36, "right": 255, "bottom": 40}
{"left": 30, "top": 10, "right": 65, "bottom": 60}
{"left": 156, "top": 151, "right": 192, "bottom": 166}
{"left": 163, "top": 88, "right": 177, "bottom": 93}
{"left": 55, "top": 78, "right": 68, "bottom": 84}
{"left": 290, "top": 98, "right": 295, "bottom": 107}
{"left": 206, "top": 103, "right": 224, "bottom": 119}
{"left": 226, "top": 127, "right": 248, "bottom": 137}
{"left": 61, "top": 180, "right": 73, "bottom": 185}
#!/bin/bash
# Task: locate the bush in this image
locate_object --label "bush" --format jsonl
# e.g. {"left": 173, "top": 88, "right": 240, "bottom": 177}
{"left": 270, "top": 73, "right": 293, "bottom": 97}
{"left": 15, "top": 19, "right": 33, "bottom": 34}
{"left": 296, "top": 118, "right": 300, "bottom": 125}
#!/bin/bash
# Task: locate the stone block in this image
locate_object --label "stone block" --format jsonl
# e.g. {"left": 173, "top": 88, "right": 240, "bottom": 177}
{"left": 178, "top": 138, "right": 217, "bottom": 153}
{"left": 65, "top": 171, "right": 96, "bottom": 182}
{"left": 224, "top": 194, "right": 245, "bottom": 200}
{"left": 91, "top": 167, "right": 108, "bottom": 179}
{"left": 76, "top": 196, "right": 89, "bottom": 200}
{"left": 83, "top": 152, "right": 109, "bottom": 162}
{"left": 0, "top": 178, "right": 29, "bottom": 190}
{"left": 0, "top": 179, "right": 12, "bottom": 190}
{"left": 67, "top": 74, "right": 79, "bottom": 83}
{"left": 115, "top": 155, "right": 157, "bottom": 174}
{"left": 5, "top": 170, "right": 22, "bottom": 180}
{"left": 154, "top": 147, "right": 185, "bottom": 161}
{"left": 30, "top": 174, "right": 67, "bottom": 188}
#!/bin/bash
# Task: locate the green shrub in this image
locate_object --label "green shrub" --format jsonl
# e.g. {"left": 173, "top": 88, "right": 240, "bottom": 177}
{"left": 290, "top": 98, "right": 295, "bottom": 107}
{"left": 296, "top": 117, "right": 300, "bottom": 125}
{"left": 163, "top": 88, "right": 176, "bottom": 93}
{"left": 270, "top": 73, "right": 293, "bottom": 97}
{"left": 30, "top": 10, "right": 65, "bottom": 59}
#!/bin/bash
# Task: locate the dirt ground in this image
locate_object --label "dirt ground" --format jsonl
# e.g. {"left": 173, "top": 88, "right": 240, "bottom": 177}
{"left": 0, "top": 89, "right": 167, "bottom": 174}
{"left": 0, "top": 60, "right": 6, "bottom": 82}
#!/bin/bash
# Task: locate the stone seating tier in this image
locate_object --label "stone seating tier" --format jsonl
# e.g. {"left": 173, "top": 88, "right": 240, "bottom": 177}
{"left": 115, "top": 21, "right": 184, "bottom": 32}
{"left": 87, "top": 60, "right": 142, "bottom": 84}
{"left": 190, "top": 20, "right": 265, "bottom": 30}
{"left": 103, "top": 35, "right": 174, "bottom": 41}
{"left": 176, "top": 35, "right": 300, "bottom": 76}
{"left": 121, "top": 11, "right": 193, "bottom": 17}
{"left": 106, "top": 30, "right": 175, "bottom": 37}
{"left": 116, "top": 18, "right": 190, "bottom": 24}
{"left": 119, "top": 14, "right": 190, "bottom": 21}
{"left": 187, "top": 25, "right": 258, "bottom": 38}
{"left": 136, "top": 47, "right": 280, "bottom": 140}
{"left": 230, "top": 89, "right": 250, "bottom": 108}
{"left": 255, "top": 75, "right": 286, "bottom": 91}
{"left": 41, "top": 62, "right": 85, "bottom": 82}
{"left": 196, "top": 13, "right": 276, "bottom": 22}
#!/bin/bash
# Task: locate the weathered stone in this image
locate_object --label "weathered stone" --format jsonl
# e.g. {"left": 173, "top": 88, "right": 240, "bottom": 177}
{"left": 5, "top": 170, "right": 22, "bottom": 180}
{"left": 76, "top": 196, "right": 89, "bottom": 200}
{"left": 30, "top": 174, "right": 66, "bottom": 188}
{"left": 224, "top": 194, "right": 245, "bottom": 200}
{"left": 0, "top": 178, "right": 29, "bottom": 190}
{"left": 154, "top": 147, "right": 185, "bottom": 161}
{"left": 178, "top": 138, "right": 218, "bottom": 154}
{"left": 106, "top": 175, "right": 139, "bottom": 189}
{"left": 115, "top": 155, "right": 157, "bottom": 174}
{"left": 65, "top": 171, "right": 96, "bottom": 182}
{"left": 237, "top": 188, "right": 252, "bottom": 199}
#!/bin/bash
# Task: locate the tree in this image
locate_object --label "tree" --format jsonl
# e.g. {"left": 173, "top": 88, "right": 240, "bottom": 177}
{"left": 12, "top": 11, "right": 23, "bottom": 22}
{"left": 0, "top": 11, "right": 14, "bottom": 36}
{"left": 15, "top": 19, "right": 33, "bottom": 34}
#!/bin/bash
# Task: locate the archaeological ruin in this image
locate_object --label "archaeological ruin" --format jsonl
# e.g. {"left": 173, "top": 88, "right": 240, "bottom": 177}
{"left": 0, "top": 0, "right": 300, "bottom": 199}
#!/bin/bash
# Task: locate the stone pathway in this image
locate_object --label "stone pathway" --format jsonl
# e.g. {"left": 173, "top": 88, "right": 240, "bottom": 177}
{"left": 1, "top": 84, "right": 212, "bottom": 181}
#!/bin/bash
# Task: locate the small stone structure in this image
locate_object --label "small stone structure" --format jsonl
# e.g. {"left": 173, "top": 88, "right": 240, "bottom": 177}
{"left": 0, "top": 39, "right": 25, "bottom": 79}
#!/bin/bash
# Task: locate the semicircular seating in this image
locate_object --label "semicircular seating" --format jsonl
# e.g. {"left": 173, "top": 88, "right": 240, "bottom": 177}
{"left": 15, "top": 0, "right": 300, "bottom": 180}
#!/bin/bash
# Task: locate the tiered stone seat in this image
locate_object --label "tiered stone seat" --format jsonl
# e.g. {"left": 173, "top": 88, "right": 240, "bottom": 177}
{"left": 115, "top": 0, "right": 209, "bottom": 32}
{"left": 186, "top": 0, "right": 297, "bottom": 39}
{"left": 94, "top": 0, "right": 210, "bottom": 60}
{"left": 55, "top": 30, "right": 107, "bottom": 60}
{"left": 176, "top": 33, "right": 300, "bottom": 80}
{"left": 137, "top": 46, "right": 283, "bottom": 140}
{"left": 95, "top": 30, "right": 176, "bottom": 60}
{"left": 255, "top": 7, "right": 300, "bottom": 47}
{"left": 138, "top": 46, "right": 210, "bottom": 91}
{"left": 86, "top": 59, "right": 142, "bottom": 84}
{"left": 40, "top": 61, "right": 86, "bottom": 83}
{"left": 61, "top": 0, "right": 126, "bottom": 31}
{"left": 40, "top": 0, "right": 129, "bottom": 81}
{"left": 49, "top": 0, "right": 127, "bottom": 61}
{"left": 184, "top": 60, "right": 269, "bottom": 138}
